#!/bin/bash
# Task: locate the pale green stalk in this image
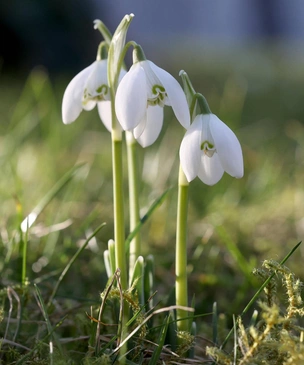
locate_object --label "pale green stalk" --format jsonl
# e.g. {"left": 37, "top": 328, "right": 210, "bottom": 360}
{"left": 21, "top": 230, "right": 28, "bottom": 286}
{"left": 111, "top": 113, "right": 127, "bottom": 291}
{"left": 176, "top": 165, "right": 190, "bottom": 333}
{"left": 126, "top": 131, "right": 141, "bottom": 280}
{"left": 110, "top": 101, "right": 129, "bottom": 362}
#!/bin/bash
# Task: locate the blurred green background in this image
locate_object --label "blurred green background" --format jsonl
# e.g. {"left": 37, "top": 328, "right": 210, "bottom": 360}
{"left": 1, "top": 0, "right": 304, "bottom": 339}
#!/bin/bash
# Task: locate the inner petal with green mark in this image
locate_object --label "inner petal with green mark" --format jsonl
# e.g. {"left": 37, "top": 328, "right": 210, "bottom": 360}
{"left": 83, "top": 84, "right": 109, "bottom": 103}
{"left": 201, "top": 140, "right": 216, "bottom": 157}
{"left": 148, "top": 84, "right": 168, "bottom": 107}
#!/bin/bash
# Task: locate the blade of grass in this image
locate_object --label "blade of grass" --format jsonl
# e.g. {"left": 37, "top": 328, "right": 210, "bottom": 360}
{"left": 21, "top": 163, "right": 86, "bottom": 232}
{"left": 148, "top": 315, "right": 171, "bottom": 365}
{"left": 125, "top": 188, "right": 171, "bottom": 253}
{"left": 221, "top": 241, "right": 302, "bottom": 349}
{"left": 233, "top": 315, "right": 237, "bottom": 365}
{"left": 216, "top": 225, "right": 254, "bottom": 283}
{"left": 47, "top": 222, "right": 106, "bottom": 306}
{"left": 212, "top": 302, "right": 218, "bottom": 346}
{"left": 34, "top": 284, "right": 62, "bottom": 364}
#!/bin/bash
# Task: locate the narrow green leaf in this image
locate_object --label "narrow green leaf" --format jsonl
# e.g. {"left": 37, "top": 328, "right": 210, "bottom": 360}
{"left": 21, "top": 163, "right": 86, "bottom": 232}
{"left": 47, "top": 222, "right": 106, "bottom": 306}
{"left": 130, "top": 256, "right": 145, "bottom": 306}
{"left": 188, "top": 321, "right": 196, "bottom": 359}
{"left": 144, "top": 254, "right": 154, "bottom": 310}
{"left": 212, "top": 301, "right": 218, "bottom": 345}
{"left": 216, "top": 225, "right": 254, "bottom": 283}
{"left": 125, "top": 188, "right": 171, "bottom": 253}
{"left": 148, "top": 315, "right": 171, "bottom": 365}
{"left": 34, "top": 284, "right": 62, "bottom": 363}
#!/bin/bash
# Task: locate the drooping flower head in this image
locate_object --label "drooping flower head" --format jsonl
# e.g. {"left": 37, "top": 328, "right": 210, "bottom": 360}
{"left": 62, "top": 43, "right": 125, "bottom": 131}
{"left": 115, "top": 45, "right": 190, "bottom": 147}
{"left": 180, "top": 96, "right": 243, "bottom": 185}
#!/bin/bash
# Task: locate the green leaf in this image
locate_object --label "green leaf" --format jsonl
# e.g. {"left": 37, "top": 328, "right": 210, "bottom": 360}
{"left": 148, "top": 315, "right": 171, "bottom": 365}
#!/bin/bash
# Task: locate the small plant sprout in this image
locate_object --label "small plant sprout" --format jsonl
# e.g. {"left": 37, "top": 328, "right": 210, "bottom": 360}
{"left": 179, "top": 93, "right": 244, "bottom": 185}
{"left": 115, "top": 45, "right": 190, "bottom": 147}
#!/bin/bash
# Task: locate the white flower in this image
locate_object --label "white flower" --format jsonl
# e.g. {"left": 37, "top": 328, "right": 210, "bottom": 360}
{"left": 62, "top": 60, "right": 125, "bottom": 131}
{"left": 180, "top": 113, "right": 243, "bottom": 185}
{"left": 115, "top": 60, "right": 190, "bottom": 147}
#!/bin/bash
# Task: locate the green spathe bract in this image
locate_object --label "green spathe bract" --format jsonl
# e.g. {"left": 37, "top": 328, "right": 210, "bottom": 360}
{"left": 107, "top": 13, "right": 134, "bottom": 92}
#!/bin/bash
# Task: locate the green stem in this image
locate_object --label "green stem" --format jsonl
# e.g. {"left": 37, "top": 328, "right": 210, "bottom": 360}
{"left": 112, "top": 137, "right": 127, "bottom": 290}
{"left": 111, "top": 128, "right": 129, "bottom": 362}
{"left": 21, "top": 229, "right": 28, "bottom": 286}
{"left": 126, "top": 131, "right": 141, "bottom": 281}
{"left": 110, "top": 93, "right": 127, "bottom": 290}
{"left": 175, "top": 166, "right": 189, "bottom": 333}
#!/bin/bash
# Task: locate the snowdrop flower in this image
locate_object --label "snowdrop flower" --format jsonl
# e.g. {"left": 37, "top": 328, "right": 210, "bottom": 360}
{"left": 115, "top": 45, "right": 190, "bottom": 147}
{"left": 62, "top": 55, "right": 126, "bottom": 131}
{"left": 62, "top": 59, "right": 108, "bottom": 124}
{"left": 180, "top": 113, "right": 243, "bottom": 185}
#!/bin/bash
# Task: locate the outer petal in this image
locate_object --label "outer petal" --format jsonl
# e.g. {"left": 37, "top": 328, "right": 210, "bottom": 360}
{"left": 85, "top": 60, "right": 109, "bottom": 99}
{"left": 115, "top": 63, "right": 147, "bottom": 130}
{"left": 97, "top": 100, "right": 112, "bottom": 132}
{"left": 209, "top": 114, "right": 244, "bottom": 178}
{"left": 97, "top": 69, "right": 127, "bottom": 132}
{"left": 149, "top": 61, "right": 190, "bottom": 129}
{"left": 62, "top": 62, "right": 95, "bottom": 124}
{"left": 136, "top": 105, "right": 163, "bottom": 147}
{"left": 179, "top": 115, "right": 202, "bottom": 181}
{"left": 197, "top": 153, "right": 224, "bottom": 185}
{"left": 133, "top": 113, "right": 147, "bottom": 140}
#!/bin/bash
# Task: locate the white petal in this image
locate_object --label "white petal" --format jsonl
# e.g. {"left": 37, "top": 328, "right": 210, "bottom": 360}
{"left": 179, "top": 115, "right": 202, "bottom": 181}
{"left": 85, "top": 60, "right": 109, "bottom": 100}
{"left": 96, "top": 68, "right": 128, "bottom": 132}
{"left": 209, "top": 114, "right": 244, "bottom": 178}
{"left": 115, "top": 63, "right": 147, "bottom": 130}
{"left": 62, "top": 62, "right": 95, "bottom": 124}
{"left": 118, "top": 68, "right": 127, "bottom": 82}
{"left": 136, "top": 106, "right": 163, "bottom": 147}
{"left": 149, "top": 61, "right": 190, "bottom": 129}
{"left": 82, "top": 100, "right": 97, "bottom": 111}
{"left": 197, "top": 153, "right": 224, "bottom": 185}
{"left": 97, "top": 100, "right": 112, "bottom": 132}
{"left": 133, "top": 114, "right": 147, "bottom": 139}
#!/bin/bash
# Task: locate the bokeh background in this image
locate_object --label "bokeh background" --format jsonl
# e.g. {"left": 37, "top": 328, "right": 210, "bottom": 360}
{"left": 1, "top": 0, "right": 304, "bottom": 338}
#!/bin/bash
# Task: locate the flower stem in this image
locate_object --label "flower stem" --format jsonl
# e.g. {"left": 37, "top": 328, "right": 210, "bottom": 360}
{"left": 126, "top": 131, "right": 141, "bottom": 281}
{"left": 21, "top": 231, "right": 28, "bottom": 286}
{"left": 176, "top": 165, "right": 190, "bottom": 333}
{"left": 112, "top": 135, "right": 127, "bottom": 290}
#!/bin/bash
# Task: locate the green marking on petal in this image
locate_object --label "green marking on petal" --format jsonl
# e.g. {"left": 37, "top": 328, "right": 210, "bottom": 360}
{"left": 83, "top": 84, "right": 109, "bottom": 104}
{"left": 201, "top": 140, "right": 214, "bottom": 150}
{"left": 201, "top": 140, "right": 216, "bottom": 157}
{"left": 148, "top": 84, "right": 167, "bottom": 107}
{"left": 152, "top": 84, "right": 165, "bottom": 95}
{"left": 96, "top": 84, "right": 108, "bottom": 94}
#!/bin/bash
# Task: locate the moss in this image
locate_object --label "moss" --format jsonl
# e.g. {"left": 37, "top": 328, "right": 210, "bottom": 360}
{"left": 206, "top": 260, "right": 304, "bottom": 365}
